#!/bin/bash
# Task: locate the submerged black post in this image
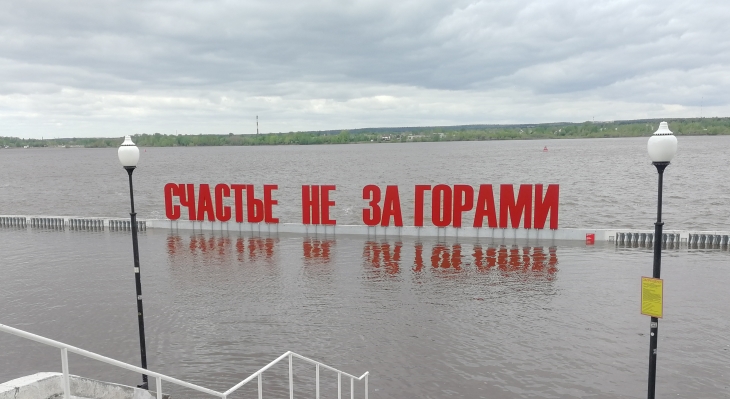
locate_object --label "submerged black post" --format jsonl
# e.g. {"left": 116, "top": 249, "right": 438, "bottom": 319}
{"left": 647, "top": 161, "right": 668, "bottom": 399}
{"left": 126, "top": 166, "right": 148, "bottom": 389}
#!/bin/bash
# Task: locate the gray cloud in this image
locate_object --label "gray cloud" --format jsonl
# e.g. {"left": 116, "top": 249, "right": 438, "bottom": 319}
{"left": 1, "top": 0, "right": 729, "bottom": 138}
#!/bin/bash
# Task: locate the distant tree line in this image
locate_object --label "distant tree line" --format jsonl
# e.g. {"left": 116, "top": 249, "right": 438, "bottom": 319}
{"left": 2, "top": 117, "right": 729, "bottom": 148}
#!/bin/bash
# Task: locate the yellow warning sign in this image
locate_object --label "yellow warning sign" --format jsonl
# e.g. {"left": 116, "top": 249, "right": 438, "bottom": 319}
{"left": 641, "top": 277, "right": 663, "bottom": 318}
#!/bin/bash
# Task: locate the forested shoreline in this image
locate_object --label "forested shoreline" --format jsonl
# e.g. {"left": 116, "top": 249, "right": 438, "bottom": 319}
{"left": 2, "top": 117, "right": 729, "bottom": 148}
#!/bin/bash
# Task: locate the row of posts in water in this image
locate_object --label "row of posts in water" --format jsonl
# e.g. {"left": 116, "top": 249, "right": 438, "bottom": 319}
{"left": 615, "top": 232, "right": 730, "bottom": 248}
{"left": 0, "top": 216, "right": 147, "bottom": 232}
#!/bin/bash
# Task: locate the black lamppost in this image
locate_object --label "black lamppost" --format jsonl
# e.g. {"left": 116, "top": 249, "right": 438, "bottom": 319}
{"left": 646, "top": 122, "right": 678, "bottom": 399}
{"left": 118, "top": 135, "right": 149, "bottom": 389}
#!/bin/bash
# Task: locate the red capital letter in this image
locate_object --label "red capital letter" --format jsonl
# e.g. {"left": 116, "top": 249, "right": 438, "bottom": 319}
{"left": 362, "top": 185, "right": 381, "bottom": 226}
{"left": 321, "top": 185, "right": 336, "bottom": 225}
{"left": 247, "top": 185, "right": 264, "bottom": 223}
{"left": 164, "top": 183, "right": 181, "bottom": 220}
{"left": 302, "top": 185, "right": 320, "bottom": 224}
{"left": 264, "top": 184, "right": 279, "bottom": 224}
{"left": 381, "top": 185, "right": 403, "bottom": 227}
{"left": 196, "top": 184, "right": 215, "bottom": 221}
{"left": 179, "top": 184, "right": 197, "bottom": 221}
{"left": 452, "top": 185, "right": 474, "bottom": 228}
{"left": 473, "top": 185, "right": 497, "bottom": 228}
{"left": 414, "top": 185, "right": 431, "bottom": 227}
{"left": 214, "top": 184, "right": 231, "bottom": 222}
{"left": 231, "top": 184, "right": 247, "bottom": 223}
{"left": 534, "top": 184, "right": 559, "bottom": 229}
{"left": 499, "top": 184, "right": 533, "bottom": 229}
{"left": 432, "top": 184, "right": 452, "bottom": 227}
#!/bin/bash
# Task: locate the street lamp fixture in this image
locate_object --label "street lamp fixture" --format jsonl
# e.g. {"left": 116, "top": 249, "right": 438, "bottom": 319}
{"left": 118, "top": 135, "right": 149, "bottom": 389}
{"left": 645, "top": 121, "right": 677, "bottom": 399}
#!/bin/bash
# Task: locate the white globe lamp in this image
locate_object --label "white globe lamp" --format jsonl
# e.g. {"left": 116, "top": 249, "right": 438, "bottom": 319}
{"left": 647, "top": 122, "right": 678, "bottom": 163}
{"left": 118, "top": 136, "right": 140, "bottom": 168}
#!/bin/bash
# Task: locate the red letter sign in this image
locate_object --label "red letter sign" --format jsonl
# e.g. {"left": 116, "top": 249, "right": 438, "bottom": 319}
{"left": 214, "top": 184, "right": 231, "bottom": 222}
{"left": 321, "top": 185, "right": 336, "bottom": 225}
{"left": 499, "top": 184, "right": 533, "bottom": 229}
{"left": 452, "top": 185, "right": 474, "bottom": 228}
{"left": 302, "top": 185, "right": 320, "bottom": 224}
{"left": 473, "top": 185, "right": 498, "bottom": 228}
{"left": 414, "top": 185, "right": 431, "bottom": 227}
{"left": 164, "top": 183, "right": 181, "bottom": 220}
{"left": 362, "top": 185, "right": 381, "bottom": 226}
{"left": 380, "top": 185, "right": 403, "bottom": 227}
{"left": 263, "top": 185, "right": 279, "bottom": 224}
{"left": 534, "top": 184, "right": 559, "bottom": 229}
{"left": 431, "top": 184, "right": 452, "bottom": 227}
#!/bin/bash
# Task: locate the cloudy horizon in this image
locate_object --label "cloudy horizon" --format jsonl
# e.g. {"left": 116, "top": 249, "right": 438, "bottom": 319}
{"left": 1, "top": 0, "right": 728, "bottom": 139}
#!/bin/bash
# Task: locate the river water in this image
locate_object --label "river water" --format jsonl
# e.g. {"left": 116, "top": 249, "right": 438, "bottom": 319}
{"left": 0, "top": 137, "right": 729, "bottom": 398}
{"left": 1, "top": 137, "right": 729, "bottom": 230}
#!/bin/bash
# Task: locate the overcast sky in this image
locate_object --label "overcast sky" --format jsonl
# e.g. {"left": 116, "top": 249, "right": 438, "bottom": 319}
{"left": 1, "top": 0, "right": 729, "bottom": 139}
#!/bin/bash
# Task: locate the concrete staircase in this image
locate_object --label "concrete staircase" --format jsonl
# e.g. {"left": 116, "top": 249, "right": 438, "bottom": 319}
{"left": 0, "top": 373, "right": 168, "bottom": 399}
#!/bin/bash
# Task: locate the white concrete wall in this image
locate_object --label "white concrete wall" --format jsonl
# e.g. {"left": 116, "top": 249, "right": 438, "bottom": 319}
{"left": 2, "top": 215, "right": 730, "bottom": 243}
{"left": 0, "top": 373, "right": 166, "bottom": 399}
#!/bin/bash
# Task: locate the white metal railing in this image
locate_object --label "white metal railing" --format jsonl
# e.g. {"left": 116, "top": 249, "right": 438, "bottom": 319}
{"left": 0, "top": 323, "right": 368, "bottom": 399}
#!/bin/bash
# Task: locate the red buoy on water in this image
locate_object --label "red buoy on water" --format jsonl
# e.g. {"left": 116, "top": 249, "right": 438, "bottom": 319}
{"left": 543, "top": 146, "right": 548, "bottom": 152}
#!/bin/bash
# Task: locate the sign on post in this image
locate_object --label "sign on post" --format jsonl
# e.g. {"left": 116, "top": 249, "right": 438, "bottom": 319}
{"left": 641, "top": 277, "right": 663, "bottom": 318}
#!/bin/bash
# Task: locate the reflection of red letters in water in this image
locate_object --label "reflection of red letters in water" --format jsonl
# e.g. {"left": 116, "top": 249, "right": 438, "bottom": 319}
{"left": 413, "top": 243, "right": 424, "bottom": 272}
{"left": 548, "top": 246, "right": 558, "bottom": 274}
{"left": 235, "top": 237, "right": 276, "bottom": 262}
{"left": 363, "top": 241, "right": 401, "bottom": 275}
{"left": 430, "top": 244, "right": 462, "bottom": 270}
{"left": 509, "top": 246, "right": 521, "bottom": 271}
{"left": 522, "top": 247, "right": 531, "bottom": 271}
{"left": 303, "top": 239, "right": 334, "bottom": 263}
{"left": 532, "top": 247, "right": 545, "bottom": 272}
{"left": 165, "top": 235, "right": 277, "bottom": 263}
{"left": 185, "top": 236, "right": 233, "bottom": 264}
{"left": 473, "top": 245, "right": 498, "bottom": 272}
{"left": 166, "top": 235, "right": 182, "bottom": 256}
{"left": 451, "top": 244, "right": 462, "bottom": 270}
{"left": 497, "top": 246, "right": 508, "bottom": 272}
{"left": 473, "top": 245, "right": 484, "bottom": 270}
{"left": 247, "top": 237, "right": 275, "bottom": 260}
{"left": 404, "top": 243, "right": 559, "bottom": 277}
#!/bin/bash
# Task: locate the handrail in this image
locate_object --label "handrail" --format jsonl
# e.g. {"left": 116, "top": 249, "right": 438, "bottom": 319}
{"left": 1, "top": 322, "right": 369, "bottom": 399}
{"left": 224, "top": 351, "right": 292, "bottom": 395}
{"left": 0, "top": 323, "right": 224, "bottom": 398}
{"left": 223, "top": 351, "right": 369, "bottom": 398}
